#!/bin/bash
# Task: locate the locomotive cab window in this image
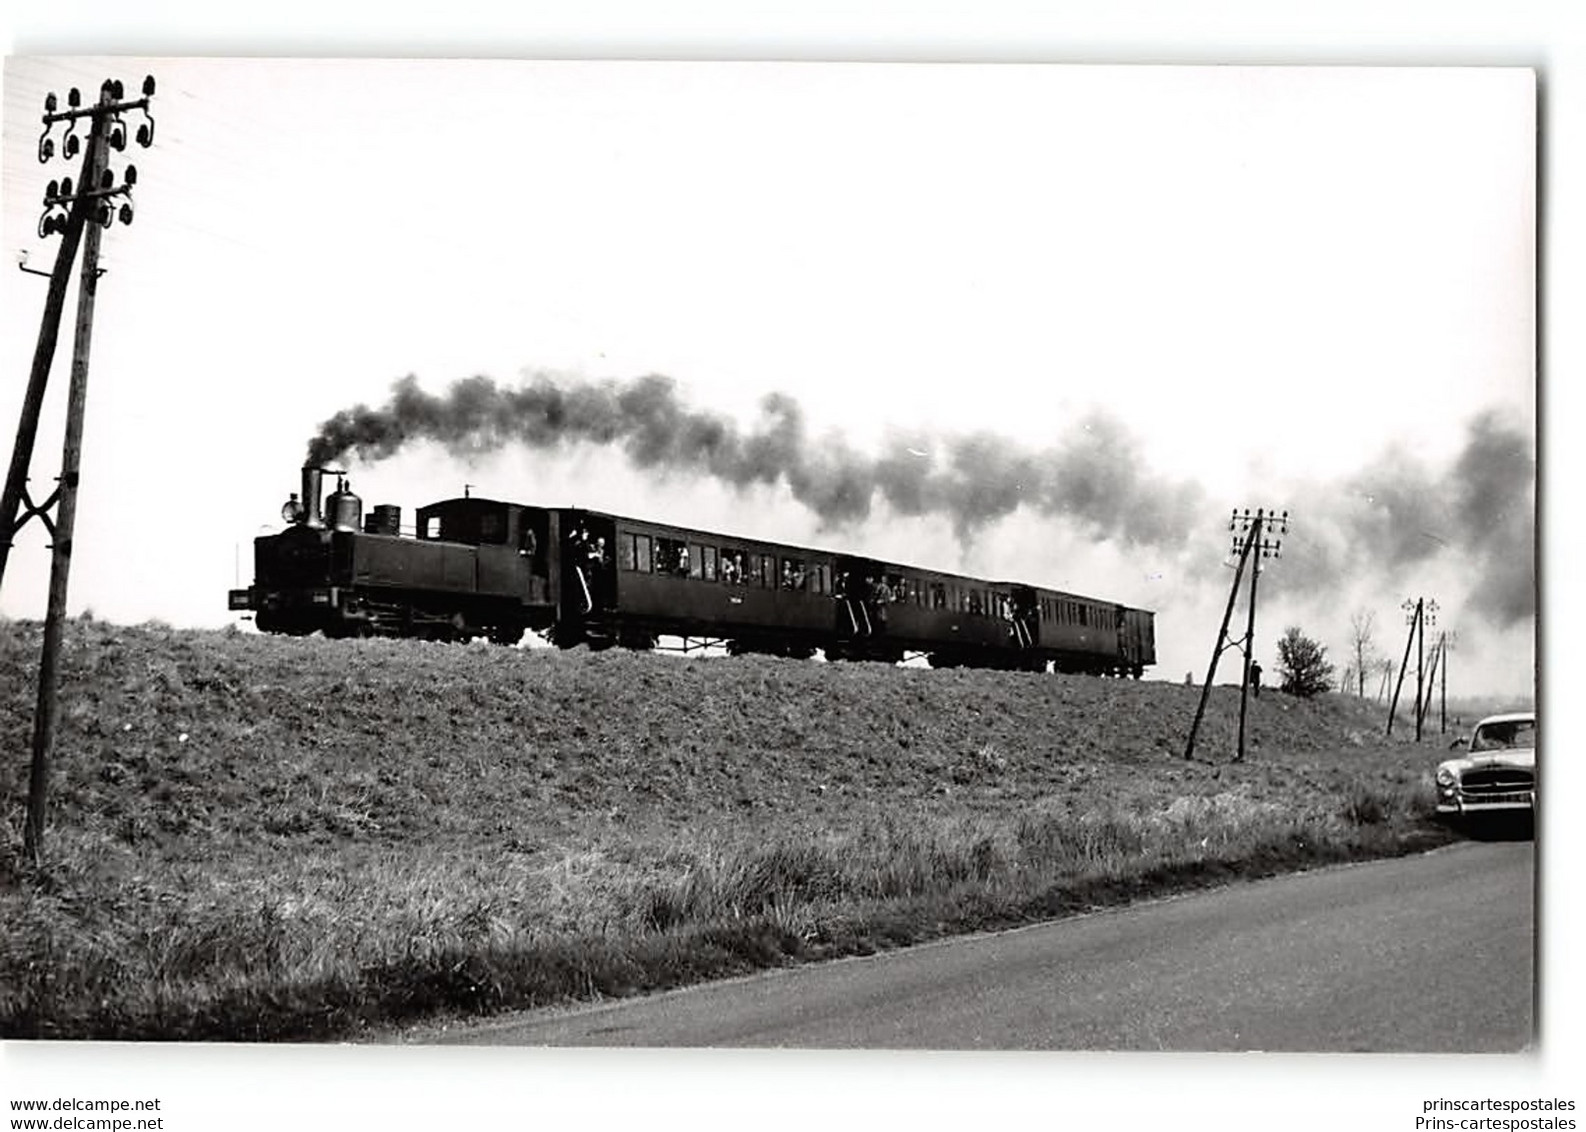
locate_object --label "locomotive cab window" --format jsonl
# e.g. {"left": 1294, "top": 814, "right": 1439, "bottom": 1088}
{"left": 415, "top": 502, "right": 514, "bottom": 546}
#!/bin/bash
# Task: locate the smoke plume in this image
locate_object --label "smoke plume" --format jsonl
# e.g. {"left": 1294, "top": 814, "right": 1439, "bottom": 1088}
{"left": 1259, "top": 410, "right": 1535, "bottom": 629}
{"left": 307, "top": 373, "right": 1205, "bottom": 548}
{"left": 306, "top": 374, "right": 1535, "bottom": 631}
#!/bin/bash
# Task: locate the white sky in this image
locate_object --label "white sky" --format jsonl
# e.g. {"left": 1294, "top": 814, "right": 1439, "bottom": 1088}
{"left": 0, "top": 1, "right": 1580, "bottom": 1126}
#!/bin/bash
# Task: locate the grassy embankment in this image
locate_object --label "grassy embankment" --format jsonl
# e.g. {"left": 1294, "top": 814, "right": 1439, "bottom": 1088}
{"left": 1, "top": 619, "right": 1469, "bottom": 1041}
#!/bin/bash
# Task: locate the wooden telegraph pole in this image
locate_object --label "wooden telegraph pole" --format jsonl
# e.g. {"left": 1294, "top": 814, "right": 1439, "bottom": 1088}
{"left": 1385, "top": 597, "right": 1436, "bottom": 740}
{"left": 1418, "top": 636, "right": 1442, "bottom": 735}
{"left": 1421, "top": 596, "right": 1446, "bottom": 745}
{"left": 1386, "top": 600, "right": 1418, "bottom": 737}
{"left": 1183, "top": 507, "right": 1288, "bottom": 763}
{"left": 13, "top": 75, "right": 156, "bottom": 865}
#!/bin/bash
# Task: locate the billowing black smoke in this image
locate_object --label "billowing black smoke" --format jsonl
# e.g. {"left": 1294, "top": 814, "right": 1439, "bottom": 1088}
{"left": 306, "top": 373, "right": 1205, "bottom": 548}
{"left": 306, "top": 374, "right": 1535, "bottom": 631}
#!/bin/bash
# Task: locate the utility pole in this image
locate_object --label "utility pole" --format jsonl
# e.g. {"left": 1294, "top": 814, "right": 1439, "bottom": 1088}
{"left": 1415, "top": 600, "right": 1437, "bottom": 742}
{"left": 1437, "top": 630, "right": 1456, "bottom": 735}
{"left": 15, "top": 75, "right": 156, "bottom": 866}
{"left": 1418, "top": 635, "right": 1442, "bottom": 735}
{"left": 1183, "top": 506, "right": 1288, "bottom": 763}
{"left": 1385, "top": 596, "right": 1436, "bottom": 740}
{"left": 1386, "top": 600, "right": 1419, "bottom": 737}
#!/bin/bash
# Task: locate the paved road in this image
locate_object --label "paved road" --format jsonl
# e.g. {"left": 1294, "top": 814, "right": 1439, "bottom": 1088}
{"left": 432, "top": 840, "right": 1534, "bottom": 1051}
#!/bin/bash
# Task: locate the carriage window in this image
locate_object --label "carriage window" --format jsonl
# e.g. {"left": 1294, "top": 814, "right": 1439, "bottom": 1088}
{"left": 810, "top": 563, "right": 828, "bottom": 595}
{"left": 656, "top": 537, "right": 690, "bottom": 577}
{"left": 930, "top": 583, "right": 946, "bottom": 610}
{"left": 722, "top": 551, "right": 746, "bottom": 585}
{"left": 1078, "top": 604, "right": 1088, "bottom": 627}
{"left": 702, "top": 545, "right": 718, "bottom": 582}
{"left": 781, "top": 557, "right": 807, "bottom": 591}
{"left": 633, "top": 534, "right": 652, "bottom": 574}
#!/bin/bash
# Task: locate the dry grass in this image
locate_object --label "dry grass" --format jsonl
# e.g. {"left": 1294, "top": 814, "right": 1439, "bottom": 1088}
{"left": 1, "top": 618, "right": 1463, "bottom": 1040}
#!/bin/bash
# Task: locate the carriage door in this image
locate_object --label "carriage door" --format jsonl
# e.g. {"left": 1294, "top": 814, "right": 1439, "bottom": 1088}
{"left": 1010, "top": 586, "right": 1038, "bottom": 649}
{"left": 559, "top": 511, "right": 619, "bottom": 621}
{"left": 1115, "top": 605, "right": 1136, "bottom": 670}
{"left": 833, "top": 555, "right": 883, "bottom": 637}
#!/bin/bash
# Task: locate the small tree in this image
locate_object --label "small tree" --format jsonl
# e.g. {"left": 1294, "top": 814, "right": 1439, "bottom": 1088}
{"left": 1348, "top": 609, "right": 1377, "bottom": 697}
{"left": 1276, "top": 626, "right": 1335, "bottom": 698}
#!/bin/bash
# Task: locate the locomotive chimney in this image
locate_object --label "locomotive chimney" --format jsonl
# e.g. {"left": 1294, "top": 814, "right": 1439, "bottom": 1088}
{"left": 301, "top": 465, "right": 324, "bottom": 527}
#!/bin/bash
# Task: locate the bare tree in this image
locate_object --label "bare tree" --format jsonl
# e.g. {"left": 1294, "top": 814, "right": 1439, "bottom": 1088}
{"left": 1349, "top": 609, "right": 1377, "bottom": 698}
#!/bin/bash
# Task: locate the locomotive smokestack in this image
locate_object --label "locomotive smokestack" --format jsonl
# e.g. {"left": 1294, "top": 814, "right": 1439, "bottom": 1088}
{"left": 301, "top": 465, "right": 324, "bottom": 528}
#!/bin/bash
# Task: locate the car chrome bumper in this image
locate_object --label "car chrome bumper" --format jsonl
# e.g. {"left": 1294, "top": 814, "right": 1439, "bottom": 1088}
{"left": 1436, "top": 791, "right": 1535, "bottom": 814}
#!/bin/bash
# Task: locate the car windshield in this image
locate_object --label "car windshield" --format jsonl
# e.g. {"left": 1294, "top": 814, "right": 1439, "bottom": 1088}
{"left": 1469, "top": 719, "right": 1536, "bottom": 752}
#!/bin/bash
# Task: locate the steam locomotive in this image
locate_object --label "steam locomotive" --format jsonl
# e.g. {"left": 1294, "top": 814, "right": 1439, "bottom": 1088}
{"left": 228, "top": 466, "right": 1156, "bottom": 675}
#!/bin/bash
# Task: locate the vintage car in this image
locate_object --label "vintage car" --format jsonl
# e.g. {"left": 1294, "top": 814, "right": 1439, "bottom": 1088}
{"left": 1434, "top": 711, "right": 1536, "bottom": 816}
